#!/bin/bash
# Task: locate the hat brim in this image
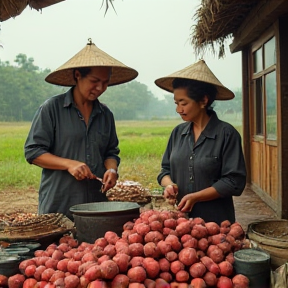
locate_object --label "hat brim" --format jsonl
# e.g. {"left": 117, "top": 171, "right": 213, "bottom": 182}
{"left": 45, "top": 41, "right": 138, "bottom": 86}
{"left": 154, "top": 60, "right": 235, "bottom": 100}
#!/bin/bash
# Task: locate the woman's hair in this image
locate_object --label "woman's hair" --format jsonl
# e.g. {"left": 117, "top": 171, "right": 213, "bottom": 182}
{"left": 172, "top": 78, "right": 217, "bottom": 108}
{"left": 73, "top": 67, "right": 91, "bottom": 82}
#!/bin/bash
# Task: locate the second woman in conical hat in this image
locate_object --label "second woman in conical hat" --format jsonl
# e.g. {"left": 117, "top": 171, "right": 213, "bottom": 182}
{"left": 155, "top": 59, "right": 247, "bottom": 225}
{"left": 24, "top": 39, "right": 138, "bottom": 220}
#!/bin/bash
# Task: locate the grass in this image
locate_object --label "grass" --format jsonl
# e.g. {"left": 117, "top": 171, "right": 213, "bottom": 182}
{"left": 0, "top": 118, "right": 242, "bottom": 192}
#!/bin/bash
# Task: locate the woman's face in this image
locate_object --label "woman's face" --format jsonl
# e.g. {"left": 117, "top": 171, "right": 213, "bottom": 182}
{"left": 174, "top": 87, "right": 205, "bottom": 122}
{"left": 75, "top": 67, "right": 111, "bottom": 101}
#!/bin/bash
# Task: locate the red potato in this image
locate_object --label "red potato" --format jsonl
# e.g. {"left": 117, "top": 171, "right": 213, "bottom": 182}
{"left": 34, "top": 265, "right": 47, "bottom": 281}
{"left": 111, "top": 274, "right": 130, "bottom": 288}
{"left": 200, "top": 256, "right": 220, "bottom": 275}
{"left": 24, "top": 264, "right": 37, "bottom": 277}
{"left": 35, "top": 281, "right": 48, "bottom": 288}
{"left": 129, "top": 256, "right": 144, "bottom": 267}
{"left": 92, "top": 246, "right": 105, "bottom": 258}
{"left": 158, "top": 258, "right": 170, "bottom": 272}
{"left": 127, "top": 266, "right": 146, "bottom": 283}
{"left": 159, "top": 272, "right": 172, "bottom": 283}
{"left": 143, "top": 258, "right": 160, "bottom": 279}
{"left": 148, "top": 214, "right": 161, "bottom": 224}
{"left": 163, "top": 228, "right": 178, "bottom": 237}
{"left": 72, "top": 251, "right": 85, "bottom": 261}
{"left": 115, "top": 240, "right": 130, "bottom": 254}
{"left": 175, "top": 270, "right": 190, "bottom": 282}
{"left": 88, "top": 279, "right": 110, "bottom": 288}
{"left": 53, "top": 277, "right": 65, "bottom": 288}
{"left": 231, "top": 274, "right": 249, "bottom": 288}
{"left": 205, "top": 222, "right": 220, "bottom": 235}
{"left": 220, "top": 227, "right": 230, "bottom": 234}
{"left": 84, "top": 264, "right": 102, "bottom": 282}
{"left": 165, "top": 251, "right": 178, "bottom": 262}
{"left": 218, "top": 261, "right": 234, "bottom": 277}
{"left": 165, "top": 235, "right": 182, "bottom": 252}
{"left": 225, "top": 253, "right": 234, "bottom": 264}
{"left": 113, "top": 253, "right": 130, "bottom": 273}
{"left": 49, "top": 270, "right": 66, "bottom": 283}
{"left": 67, "top": 260, "right": 82, "bottom": 274}
{"left": 190, "top": 278, "right": 207, "bottom": 288}
{"left": 45, "top": 258, "right": 58, "bottom": 269}
{"left": 189, "top": 262, "right": 206, "bottom": 278}
{"left": 203, "top": 271, "right": 218, "bottom": 287}
{"left": 144, "top": 242, "right": 160, "bottom": 258}
{"left": 164, "top": 218, "right": 177, "bottom": 229}
{"left": 122, "top": 230, "right": 135, "bottom": 241}
{"left": 128, "top": 284, "right": 145, "bottom": 288}
{"left": 51, "top": 249, "right": 64, "bottom": 261}
{"left": 175, "top": 221, "right": 192, "bottom": 236}
{"left": 78, "top": 261, "right": 98, "bottom": 275}
{"left": 100, "top": 259, "right": 119, "bottom": 280}
{"left": 178, "top": 247, "right": 197, "bottom": 266}
{"left": 154, "top": 278, "right": 170, "bottom": 288}
{"left": 41, "top": 268, "right": 55, "bottom": 282}
{"left": 135, "top": 223, "right": 151, "bottom": 236}
{"left": 8, "top": 274, "right": 26, "bottom": 288}
{"left": 176, "top": 217, "right": 189, "bottom": 225}
{"left": 64, "top": 275, "right": 79, "bottom": 288}
{"left": 0, "top": 274, "right": 8, "bottom": 286}
{"left": 220, "top": 220, "right": 231, "bottom": 228}
{"left": 157, "top": 240, "right": 172, "bottom": 255}
{"left": 35, "top": 250, "right": 49, "bottom": 257}
{"left": 123, "top": 221, "right": 135, "bottom": 231}
{"left": 197, "top": 238, "right": 209, "bottom": 251}
{"left": 210, "top": 234, "right": 226, "bottom": 245}
{"left": 56, "top": 258, "right": 70, "bottom": 272}
{"left": 57, "top": 243, "right": 71, "bottom": 253}
{"left": 104, "top": 231, "right": 120, "bottom": 245}
{"left": 170, "top": 260, "right": 185, "bottom": 274}
{"left": 217, "top": 276, "right": 233, "bottom": 288}
{"left": 170, "top": 282, "right": 189, "bottom": 288}
{"left": 94, "top": 238, "right": 109, "bottom": 248}
{"left": 34, "top": 256, "right": 51, "bottom": 267}
{"left": 144, "top": 278, "right": 156, "bottom": 288}
{"left": 208, "top": 247, "right": 225, "bottom": 263}
{"left": 19, "top": 259, "right": 36, "bottom": 274}
{"left": 193, "top": 217, "right": 205, "bottom": 225}
{"left": 217, "top": 241, "right": 232, "bottom": 254}
{"left": 129, "top": 243, "right": 144, "bottom": 257}
{"left": 228, "top": 223, "right": 245, "bottom": 240}
{"left": 98, "top": 255, "right": 110, "bottom": 265}
{"left": 82, "top": 252, "right": 97, "bottom": 263}
{"left": 191, "top": 224, "right": 208, "bottom": 239}
{"left": 196, "top": 250, "right": 205, "bottom": 259}
{"left": 159, "top": 211, "right": 173, "bottom": 221}
{"left": 23, "top": 278, "right": 38, "bottom": 288}
{"left": 150, "top": 221, "right": 163, "bottom": 231}
{"left": 144, "top": 231, "right": 164, "bottom": 243}
{"left": 104, "top": 244, "right": 116, "bottom": 258}
{"left": 128, "top": 233, "right": 143, "bottom": 244}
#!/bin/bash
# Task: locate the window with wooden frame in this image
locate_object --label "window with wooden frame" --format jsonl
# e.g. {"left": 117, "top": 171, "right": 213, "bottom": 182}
{"left": 252, "top": 32, "right": 277, "bottom": 142}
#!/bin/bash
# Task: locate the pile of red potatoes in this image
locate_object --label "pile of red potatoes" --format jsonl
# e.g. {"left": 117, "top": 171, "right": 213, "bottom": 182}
{"left": 0, "top": 209, "right": 250, "bottom": 288}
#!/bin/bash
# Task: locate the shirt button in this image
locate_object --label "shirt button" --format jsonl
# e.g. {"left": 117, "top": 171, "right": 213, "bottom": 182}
{"left": 190, "top": 156, "right": 193, "bottom": 160}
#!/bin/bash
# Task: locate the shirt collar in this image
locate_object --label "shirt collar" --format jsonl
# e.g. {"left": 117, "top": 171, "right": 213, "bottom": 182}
{"left": 63, "top": 87, "right": 104, "bottom": 114}
{"left": 181, "top": 110, "right": 220, "bottom": 139}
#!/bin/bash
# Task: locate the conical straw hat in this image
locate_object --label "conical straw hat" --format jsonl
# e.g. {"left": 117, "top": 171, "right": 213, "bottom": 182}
{"left": 45, "top": 39, "right": 138, "bottom": 86}
{"left": 154, "top": 59, "right": 234, "bottom": 100}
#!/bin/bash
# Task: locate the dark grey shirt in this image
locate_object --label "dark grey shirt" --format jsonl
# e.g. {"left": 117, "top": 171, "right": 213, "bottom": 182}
{"left": 24, "top": 87, "right": 120, "bottom": 219}
{"left": 157, "top": 111, "right": 246, "bottom": 224}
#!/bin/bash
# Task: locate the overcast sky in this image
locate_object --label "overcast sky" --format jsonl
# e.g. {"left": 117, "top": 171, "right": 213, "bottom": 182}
{"left": 0, "top": 0, "right": 242, "bottom": 98}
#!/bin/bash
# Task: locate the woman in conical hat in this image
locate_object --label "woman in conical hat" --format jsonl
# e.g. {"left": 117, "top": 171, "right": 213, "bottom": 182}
{"left": 155, "top": 60, "right": 246, "bottom": 225}
{"left": 24, "top": 39, "right": 138, "bottom": 220}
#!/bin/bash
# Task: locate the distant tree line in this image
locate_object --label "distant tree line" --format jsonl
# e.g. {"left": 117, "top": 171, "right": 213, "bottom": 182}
{"left": 0, "top": 53, "right": 242, "bottom": 121}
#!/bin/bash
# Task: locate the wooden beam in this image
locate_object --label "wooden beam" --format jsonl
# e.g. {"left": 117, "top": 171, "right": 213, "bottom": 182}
{"left": 230, "top": 0, "right": 288, "bottom": 53}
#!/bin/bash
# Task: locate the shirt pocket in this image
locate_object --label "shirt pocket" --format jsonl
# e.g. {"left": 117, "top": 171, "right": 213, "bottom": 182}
{"left": 199, "top": 155, "right": 221, "bottom": 179}
{"left": 90, "top": 131, "right": 110, "bottom": 155}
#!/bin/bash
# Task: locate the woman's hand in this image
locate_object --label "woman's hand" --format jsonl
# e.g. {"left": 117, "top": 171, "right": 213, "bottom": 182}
{"left": 177, "top": 193, "right": 196, "bottom": 212}
{"left": 163, "top": 184, "right": 178, "bottom": 205}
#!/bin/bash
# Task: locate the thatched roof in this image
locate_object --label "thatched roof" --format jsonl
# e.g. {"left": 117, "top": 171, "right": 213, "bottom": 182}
{"left": 0, "top": 0, "right": 65, "bottom": 22}
{"left": 191, "top": 0, "right": 261, "bottom": 58}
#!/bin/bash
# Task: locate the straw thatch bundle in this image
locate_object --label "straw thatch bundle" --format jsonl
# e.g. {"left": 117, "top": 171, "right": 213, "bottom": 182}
{"left": 191, "top": 0, "right": 260, "bottom": 58}
{"left": 0, "top": 0, "right": 64, "bottom": 22}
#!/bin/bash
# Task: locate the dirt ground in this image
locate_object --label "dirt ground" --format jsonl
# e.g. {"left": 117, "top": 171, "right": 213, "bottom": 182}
{"left": 0, "top": 187, "right": 38, "bottom": 215}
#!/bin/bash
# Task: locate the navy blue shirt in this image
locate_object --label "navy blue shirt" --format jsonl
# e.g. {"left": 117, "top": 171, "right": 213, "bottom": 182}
{"left": 157, "top": 111, "right": 246, "bottom": 224}
{"left": 24, "top": 87, "right": 120, "bottom": 219}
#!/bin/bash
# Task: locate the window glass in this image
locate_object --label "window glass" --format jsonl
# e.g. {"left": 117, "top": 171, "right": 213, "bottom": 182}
{"left": 255, "top": 78, "right": 263, "bottom": 135}
{"left": 253, "top": 47, "right": 263, "bottom": 73}
{"left": 266, "top": 71, "right": 277, "bottom": 140}
{"left": 264, "top": 37, "right": 276, "bottom": 69}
